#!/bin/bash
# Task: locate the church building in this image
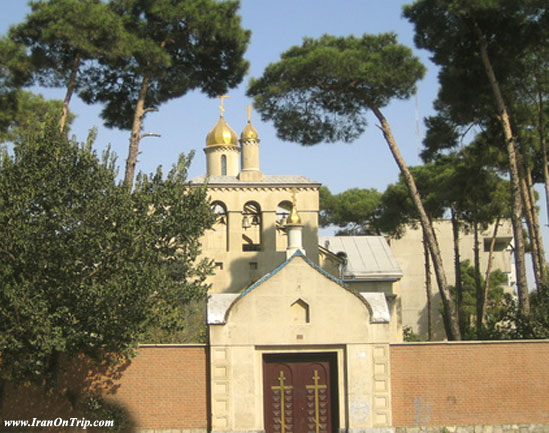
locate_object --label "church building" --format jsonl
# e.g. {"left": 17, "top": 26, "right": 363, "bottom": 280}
{"left": 192, "top": 103, "right": 403, "bottom": 433}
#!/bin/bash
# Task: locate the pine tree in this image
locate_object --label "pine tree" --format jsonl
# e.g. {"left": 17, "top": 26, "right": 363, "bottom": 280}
{"left": 79, "top": 0, "right": 251, "bottom": 189}
{"left": 247, "top": 33, "right": 462, "bottom": 340}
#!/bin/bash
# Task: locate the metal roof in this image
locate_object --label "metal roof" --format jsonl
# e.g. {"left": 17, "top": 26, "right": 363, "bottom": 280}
{"left": 319, "top": 236, "right": 403, "bottom": 281}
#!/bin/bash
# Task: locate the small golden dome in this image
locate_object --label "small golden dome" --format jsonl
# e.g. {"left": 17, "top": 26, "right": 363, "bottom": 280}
{"left": 240, "top": 121, "right": 259, "bottom": 141}
{"left": 206, "top": 116, "right": 238, "bottom": 147}
{"left": 286, "top": 203, "right": 302, "bottom": 226}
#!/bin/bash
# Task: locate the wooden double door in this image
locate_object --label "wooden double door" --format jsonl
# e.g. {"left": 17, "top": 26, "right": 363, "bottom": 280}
{"left": 263, "top": 353, "right": 339, "bottom": 433}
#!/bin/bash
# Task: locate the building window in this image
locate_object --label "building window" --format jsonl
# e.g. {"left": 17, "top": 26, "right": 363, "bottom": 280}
{"left": 210, "top": 201, "right": 228, "bottom": 251}
{"left": 242, "top": 201, "right": 261, "bottom": 251}
{"left": 276, "top": 200, "right": 292, "bottom": 251}
{"left": 221, "top": 154, "right": 227, "bottom": 176}
{"left": 483, "top": 237, "right": 512, "bottom": 252}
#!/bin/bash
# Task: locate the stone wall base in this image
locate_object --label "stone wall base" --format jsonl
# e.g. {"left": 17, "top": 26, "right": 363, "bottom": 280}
{"left": 394, "top": 424, "right": 549, "bottom": 433}
{"left": 137, "top": 430, "right": 208, "bottom": 433}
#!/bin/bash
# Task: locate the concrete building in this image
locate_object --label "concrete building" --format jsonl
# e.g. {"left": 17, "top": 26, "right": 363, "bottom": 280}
{"left": 321, "top": 223, "right": 514, "bottom": 340}
{"left": 390, "top": 220, "right": 514, "bottom": 339}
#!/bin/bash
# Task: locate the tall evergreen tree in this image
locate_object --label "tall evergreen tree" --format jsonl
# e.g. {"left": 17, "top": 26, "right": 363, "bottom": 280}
{"left": 422, "top": 113, "right": 512, "bottom": 336}
{"left": 404, "top": 0, "right": 548, "bottom": 314}
{"left": 377, "top": 164, "right": 448, "bottom": 339}
{"left": 248, "top": 33, "right": 462, "bottom": 340}
{"left": 0, "top": 90, "right": 74, "bottom": 145}
{"left": 80, "top": 0, "right": 251, "bottom": 189}
{"left": 319, "top": 186, "right": 382, "bottom": 235}
{"left": 9, "top": 0, "right": 132, "bottom": 132}
{"left": 0, "top": 37, "right": 33, "bottom": 136}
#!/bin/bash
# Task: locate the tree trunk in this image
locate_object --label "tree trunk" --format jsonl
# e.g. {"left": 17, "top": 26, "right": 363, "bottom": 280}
{"left": 0, "top": 378, "right": 5, "bottom": 420}
{"left": 370, "top": 104, "right": 461, "bottom": 340}
{"left": 474, "top": 24, "right": 530, "bottom": 315}
{"left": 516, "top": 142, "right": 545, "bottom": 289}
{"left": 450, "top": 205, "right": 463, "bottom": 333}
{"left": 473, "top": 222, "right": 483, "bottom": 339}
{"left": 538, "top": 90, "right": 549, "bottom": 229}
{"left": 518, "top": 172, "right": 540, "bottom": 287}
{"left": 45, "top": 350, "right": 61, "bottom": 392}
{"left": 124, "top": 75, "right": 151, "bottom": 190}
{"left": 423, "top": 228, "right": 433, "bottom": 341}
{"left": 482, "top": 217, "right": 500, "bottom": 327}
{"left": 58, "top": 55, "right": 81, "bottom": 133}
{"left": 526, "top": 165, "right": 546, "bottom": 285}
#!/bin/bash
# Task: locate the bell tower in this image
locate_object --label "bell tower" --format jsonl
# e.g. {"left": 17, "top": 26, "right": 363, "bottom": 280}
{"left": 238, "top": 105, "right": 263, "bottom": 181}
{"left": 194, "top": 99, "right": 321, "bottom": 294}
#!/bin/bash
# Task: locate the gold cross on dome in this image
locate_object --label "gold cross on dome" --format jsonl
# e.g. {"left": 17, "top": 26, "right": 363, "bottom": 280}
{"left": 217, "top": 95, "right": 229, "bottom": 116}
{"left": 246, "top": 104, "right": 253, "bottom": 122}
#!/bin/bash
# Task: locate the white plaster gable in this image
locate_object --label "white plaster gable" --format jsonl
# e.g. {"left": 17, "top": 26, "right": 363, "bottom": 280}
{"left": 207, "top": 293, "right": 239, "bottom": 324}
{"left": 359, "top": 292, "right": 391, "bottom": 323}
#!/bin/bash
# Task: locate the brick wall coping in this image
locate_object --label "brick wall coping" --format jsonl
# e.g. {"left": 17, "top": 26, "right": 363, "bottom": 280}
{"left": 137, "top": 343, "right": 208, "bottom": 348}
{"left": 136, "top": 341, "right": 549, "bottom": 348}
{"left": 391, "top": 339, "right": 549, "bottom": 347}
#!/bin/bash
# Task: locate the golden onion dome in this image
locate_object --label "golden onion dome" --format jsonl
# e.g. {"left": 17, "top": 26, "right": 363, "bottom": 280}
{"left": 240, "top": 121, "right": 259, "bottom": 141}
{"left": 206, "top": 116, "right": 238, "bottom": 147}
{"left": 286, "top": 203, "right": 302, "bottom": 226}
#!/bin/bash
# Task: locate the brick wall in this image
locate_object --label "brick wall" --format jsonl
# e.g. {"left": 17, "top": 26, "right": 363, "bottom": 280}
{"left": 390, "top": 341, "right": 549, "bottom": 426}
{"left": 3, "top": 345, "right": 209, "bottom": 432}
{"left": 5, "top": 341, "right": 549, "bottom": 430}
{"left": 109, "top": 345, "right": 208, "bottom": 430}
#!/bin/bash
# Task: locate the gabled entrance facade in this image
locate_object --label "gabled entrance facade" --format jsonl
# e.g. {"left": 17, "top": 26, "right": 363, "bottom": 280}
{"left": 207, "top": 252, "right": 397, "bottom": 433}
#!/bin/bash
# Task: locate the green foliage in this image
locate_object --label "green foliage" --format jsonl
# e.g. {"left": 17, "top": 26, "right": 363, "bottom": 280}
{"left": 247, "top": 33, "right": 425, "bottom": 144}
{"left": 404, "top": 0, "right": 548, "bottom": 171}
{"left": 139, "top": 298, "right": 208, "bottom": 344}
{"left": 376, "top": 163, "right": 447, "bottom": 237}
{"left": 488, "top": 285, "right": 549, "bottom": 339}
{"left": 435, "top": 151, "right": 510, "bottom": 231}
{"left": 0, "top": 121, "right": 214, "bottom": 387}
{"left": 452, "top": 260, "right": 507, "bottom": 338}
{"left": 10, "top": 0, "right": 132, "bottom": 89}
{"left": 403, "top": 326, "right": 426, "bottom": 342}
{"left": 0, "top": 36, "right": 32, "bottom": 92}
{"left": 80, "top": 0, "right": 251, "bottom": 130}
{"left": 321, "top": 157, "right": 503, "bottom": 241}
{"left": 83, "top": 395, "right": 132, "bottom": 432}
{"left": 0, "top": 90, "right": 73, "bottom": 144}
{"left": 403, "top": 0, "right": 546, "bottom": 112}
{"left": 376, "top": 180, "right": 417, "bottom": 238}
{"left": 319, "top": 186, "right": 382, "bottom": 235}
{"left": 0, "top": 37, "right": 34, "bottom": 135}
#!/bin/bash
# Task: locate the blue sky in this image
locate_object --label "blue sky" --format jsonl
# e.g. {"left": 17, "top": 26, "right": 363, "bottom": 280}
{"left": 3, "top": 0, "right": 548, "bottom": 287}
{"left": 0, "top": 0, "right": 440, "bottom": 194}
